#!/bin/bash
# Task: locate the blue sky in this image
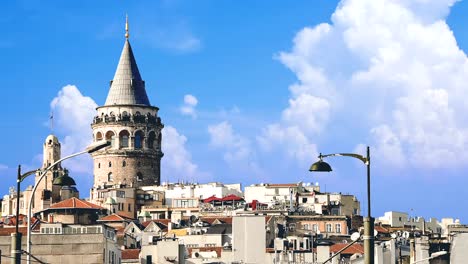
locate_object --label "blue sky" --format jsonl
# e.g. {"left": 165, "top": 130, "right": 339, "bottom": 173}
{"left": 2, "top": 0, "right": 468, "bottom": 222}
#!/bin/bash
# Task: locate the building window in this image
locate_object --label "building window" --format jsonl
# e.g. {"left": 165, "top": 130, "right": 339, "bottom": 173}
{"left": 313, "top": 224, "right": 318, "bottom": 232}
{"left": 148, "top": 131, "right": 156, "bottom": 149}
{"left": 134, "top": 131, "right": 143, "bottom": 149}
{"left": 117, "top": 191, "right": 125, "bottom": 198}
{"left": 109, "top": 161, "right": 112, "bottom": 167}
{"left": 105, "top": 131, "right": 116, "bottom": 147}
{"left": 335, "top": 224, "right": 341, "bottom": 233}
{"left": 119, "top": 130, "right": 130, "bottom": 148}
{"left": 326, "top": 223, "right": 332, "bottom": 233}
{"left": 108, "top": 172, "right": 113, "bottom": 182}
{"left": 128, "top": 203, "right": 131, "bottom": 212}
{"left": 146, "top": 256, "right": 152, "bottom": 263}
{"left": 303, "top": 224, "right": 310, "bottom": 230}
{"left": 137, "top": 172, "right": 143, "bottom": 181}
{"left": 122, "top": 160, "right": 126, "bottom": 167}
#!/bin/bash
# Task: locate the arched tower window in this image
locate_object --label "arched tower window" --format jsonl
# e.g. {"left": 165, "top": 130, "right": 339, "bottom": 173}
{"left": 122, "top": 111, "right": 130, "bottom": 121}
{"left": 137, "top": 172, "right": 143, "bottom": 182}
{"left": 134, "top": 131, "right": 144, "bottom": 149}
{"left": 119, "top": 130, "right": 130, "bottom": 148}
{"left": 109, "top": 161, "right": 112, "bottom": 167}
{"left": 148, "top": 131, "right": 156, "bottom": 149}
{"left": 122, "top": 160, "right": 126, "bottom": 167}
{"left": 105, "top": 131, "right": 115, "bottom": 147}
{"left": 96, "top": 132, "right": 103, "bottom": 141}
{"left": 108, "top": 172, "right": 113, "bottom": 182}
{"left": 157, "top": 133, "right": 162, "bottom": 150}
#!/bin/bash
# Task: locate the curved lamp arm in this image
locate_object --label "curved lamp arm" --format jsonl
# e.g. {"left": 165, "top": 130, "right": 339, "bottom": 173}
{"left": 19, "top": 170, "right": 39, "bottom": 183}
{"left": 319, "top": 153, "right": 368, "bottom": 165}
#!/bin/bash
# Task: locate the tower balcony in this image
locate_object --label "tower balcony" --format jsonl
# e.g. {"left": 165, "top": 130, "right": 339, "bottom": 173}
{"left": 92, "top": 114, "right": 162, "bottom": 126}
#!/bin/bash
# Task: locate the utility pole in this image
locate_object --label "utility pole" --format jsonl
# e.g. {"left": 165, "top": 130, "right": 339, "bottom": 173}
{"left": 11, "top": 165, "right": 22, "bottom": 264}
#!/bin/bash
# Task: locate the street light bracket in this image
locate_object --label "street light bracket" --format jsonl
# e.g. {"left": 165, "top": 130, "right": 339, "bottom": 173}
{"left": 319, "top": 152, "right": 368, "bottom": 165}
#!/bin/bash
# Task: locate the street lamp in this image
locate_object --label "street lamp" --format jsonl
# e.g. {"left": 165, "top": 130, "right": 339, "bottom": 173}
{"left": 309, "top": 146, "right": 374, "bottom": 264}
{"left": 11, "top": 166, "right": 37, "bottom": 264}
{"left": 25, "top": 140, "right": 110, "bottom": 264}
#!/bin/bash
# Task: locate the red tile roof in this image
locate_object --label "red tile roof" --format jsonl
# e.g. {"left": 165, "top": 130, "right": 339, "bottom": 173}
{"left": 201, "top": 217, "right": 233, "bottom": 225}
{"left": 50, "top": 197, "right": 104, "bottom": 210}
{"left": 330, "top": 243, "right": 364, "bottom": 255}
{"left": 0, "top": 227, "right": 27, "bottom": 236}
{"left": 375, "top": 225, "right": 390, "bottom": 234}
{"left": 142, "top": 219, "right": 171, "bottom": 228}
{"left": 98, "top": 214, "right": 132, "bottom": 222}
{"left": 122, "top": 249, "right": 140, "bottom": 260}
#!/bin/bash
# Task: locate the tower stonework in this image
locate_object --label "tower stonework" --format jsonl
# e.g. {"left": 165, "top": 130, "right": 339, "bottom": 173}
{"left": 90, "top": 32, "right": 164, "bottom": 191}
{"left": 33, "top": 135, "right": 64, "bottom": 212}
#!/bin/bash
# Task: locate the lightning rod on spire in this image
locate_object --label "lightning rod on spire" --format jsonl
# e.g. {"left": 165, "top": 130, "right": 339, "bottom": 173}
{"left": 125, "top": 14, "right": 129, "bottom": 39}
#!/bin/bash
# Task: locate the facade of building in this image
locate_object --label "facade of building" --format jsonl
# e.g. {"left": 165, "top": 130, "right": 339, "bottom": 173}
{"left": 2, "top": 135, "right": 72, "bottom": 217}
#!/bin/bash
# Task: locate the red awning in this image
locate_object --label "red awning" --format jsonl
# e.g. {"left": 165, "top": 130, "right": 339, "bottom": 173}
{"left": 203, "top": 195, "right": 222, "bottom": 203}
{"left": 221, "top": 194, "right": 244, "bottom": 201}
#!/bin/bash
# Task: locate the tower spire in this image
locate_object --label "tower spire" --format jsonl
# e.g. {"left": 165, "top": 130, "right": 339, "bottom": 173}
{"left": 125, "top": 14, "right": 129, "bottom": 39}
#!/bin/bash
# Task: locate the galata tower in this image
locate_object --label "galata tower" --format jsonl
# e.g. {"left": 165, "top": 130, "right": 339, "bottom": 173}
{"left": 90, "top": 18, "right": 164, "bottom": 190}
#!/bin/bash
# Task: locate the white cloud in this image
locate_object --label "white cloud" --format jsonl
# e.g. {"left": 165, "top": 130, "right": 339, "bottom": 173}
{"left": 162, "top": 125, "right": 206, "bottom": 182}
{"left": 208, "top": 121, "right": 252, "bottom": 164}
{"left": 50, "top": 85, "right": 97, "bottom": 174}
{"left": 180, "top": 94, "right": 198, "bottom": 118}
{"left": 272, "top": 0, "right": 468, "bottom": 170}
{"left": 257, "top": 124, "right": 318, "bottom": 164}
{"left": 0, "top": 164, "right": 7, "bottom": 170}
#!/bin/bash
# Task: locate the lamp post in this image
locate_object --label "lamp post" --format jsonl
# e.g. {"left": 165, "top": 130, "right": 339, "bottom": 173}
{"left": 26, "top": 140, "right": 110, "bottom": 264}
{"left": 11, "top": 166, "right": 37, "bottom": 264}
{"left": 309, "top": 146, "right": 374, "bottom": 264}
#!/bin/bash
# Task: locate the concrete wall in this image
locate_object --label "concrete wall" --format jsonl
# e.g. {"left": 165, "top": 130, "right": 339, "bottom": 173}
{"left": 0, "top": 229, "right": 120, "bottom": 263}
{"left": 232, "top": 216, "right": 266, "bottom": 264}
{"left": 140, "top": 239, "right": 185, "bottom": 264}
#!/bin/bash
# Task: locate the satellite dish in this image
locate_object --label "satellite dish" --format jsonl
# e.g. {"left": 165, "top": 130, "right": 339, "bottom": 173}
{"left": 391, "top": 233, "right": 397, "bottom": 239}
{"left": 374, "top": 229, "right": 378, "bottom": 237}
{"left": 4, "top": 218, "right": 10, "bottom": 225}
{"left": 402, "top": 231, "right": 410, "bottom": 239}
{"left": 351, "top": 232, "right": 361, "bottom": 241}
{"left": 316, "top": 230, "right": 321, "bottom": 235}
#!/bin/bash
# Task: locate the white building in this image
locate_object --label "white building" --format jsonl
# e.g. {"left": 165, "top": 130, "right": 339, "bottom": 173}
{"left": 138, "top": 182, "right": 242, "bottom": 219}
{"left": 244, "top": 182, "right": 360, "bottom": 216}
{"left": 376, "top": 211, "right": 461, "bottom": 235}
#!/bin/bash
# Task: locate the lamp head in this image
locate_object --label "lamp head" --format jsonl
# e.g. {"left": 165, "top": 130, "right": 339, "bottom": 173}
{"left": 85, "top": 141, "right": 111, "bottom": 153}
{"left": 309, "top": 154, "right": 333, "bottom": 172}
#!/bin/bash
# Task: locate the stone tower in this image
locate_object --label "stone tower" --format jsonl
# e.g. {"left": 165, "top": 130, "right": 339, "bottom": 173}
{"left": 90, "top": 19, "right": 164, "bottom": 190}
{"left": 33, "top": 134, "right": 64, "bottom": 212}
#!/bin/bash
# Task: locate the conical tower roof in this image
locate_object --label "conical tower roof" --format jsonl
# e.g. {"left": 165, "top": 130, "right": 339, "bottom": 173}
{"left": 104, "top": 22, "right": 150, "bottom": 106}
